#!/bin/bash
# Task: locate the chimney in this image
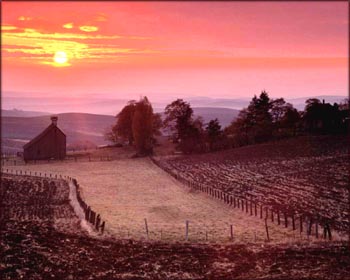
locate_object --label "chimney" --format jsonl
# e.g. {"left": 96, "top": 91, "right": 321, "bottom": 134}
{"left": 51, "top": 116, "right": 58, "bottom": 126}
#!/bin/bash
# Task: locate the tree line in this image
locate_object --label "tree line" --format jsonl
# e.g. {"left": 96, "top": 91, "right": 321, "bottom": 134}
{"left": 106, "top": 92, "right": 349, "bottom": 155}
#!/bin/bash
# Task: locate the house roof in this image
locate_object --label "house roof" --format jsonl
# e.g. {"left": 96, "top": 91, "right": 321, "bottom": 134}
{"left": 23, "top": 123, "right": 66, "bottom": 149}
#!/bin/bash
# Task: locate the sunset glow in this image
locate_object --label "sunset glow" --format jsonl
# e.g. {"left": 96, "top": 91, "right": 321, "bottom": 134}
{"left": 53, "top": 51, "right": 69, "bottom": 66}
{"left": 2, "top": 1, "right": 348, "bottom": 114}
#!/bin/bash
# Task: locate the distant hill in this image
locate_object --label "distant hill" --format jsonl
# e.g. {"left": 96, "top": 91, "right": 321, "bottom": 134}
{"left": 192, "top": 107, "right": 238, "bottom": 127}
{"left": 286, "top": 95, "right": 347, "bottom": 110}
{"left": 184, "top": 95, "right": 346, "bottom": 111}
{"left": 185, "top": 97, "right": 249, "bottom": 110}
{"left": 1, "top": 113, "right": 116, "bottom": 153}
{"left": 3, "top": 94, "right": 346, "bottom": 116}
{"left": 2, "top": 109, "right": 52, "bottom": 117}
{"left": 155, "top": 107, "right": 239, "bottom": 129}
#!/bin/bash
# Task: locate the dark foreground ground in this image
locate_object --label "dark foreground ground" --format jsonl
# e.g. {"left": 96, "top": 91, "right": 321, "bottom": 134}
{"left": 1, "top": 220, "right": 350, "bottom": 280}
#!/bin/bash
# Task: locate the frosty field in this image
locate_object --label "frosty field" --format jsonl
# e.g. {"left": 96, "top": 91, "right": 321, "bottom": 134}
{"left": 5, "top": 158, "right": 301, "bottom": 243}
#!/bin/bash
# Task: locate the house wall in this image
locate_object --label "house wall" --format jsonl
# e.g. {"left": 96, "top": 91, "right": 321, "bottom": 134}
{"left": 23, "top": 127, "right": 66, "bottom": 160}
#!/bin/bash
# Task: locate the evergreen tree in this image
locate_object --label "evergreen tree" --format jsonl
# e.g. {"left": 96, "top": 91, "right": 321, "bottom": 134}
{"left": 206, "top": 118, "right": 222, "bottom": 151}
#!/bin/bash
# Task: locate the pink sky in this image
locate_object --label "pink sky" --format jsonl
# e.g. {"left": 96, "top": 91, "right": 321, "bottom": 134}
{"left": 2, "top": 1, "right": 348, "bottom": 113}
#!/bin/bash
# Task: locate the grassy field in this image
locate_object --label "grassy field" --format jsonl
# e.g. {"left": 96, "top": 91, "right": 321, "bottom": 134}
{"left": 4, "top": 157, "right": 305, "bottom": 243}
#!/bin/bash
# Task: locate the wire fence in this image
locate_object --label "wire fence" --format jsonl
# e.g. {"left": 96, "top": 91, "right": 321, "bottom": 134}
{"left": 150, "top": 157, "right": 339, "bottom": 241}
{"left": 1, "top": 155, "right": 114, "bottom": 167}
{"left": 1, "top": 165, "right": 346, "bottom": 243}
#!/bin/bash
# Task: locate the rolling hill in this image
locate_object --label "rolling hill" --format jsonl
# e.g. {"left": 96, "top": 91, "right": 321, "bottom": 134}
{"left": 1, "top": 107, "right": 239, "bottom": 153}
{"left": 192, "top": 107, "right": 239, "bottom": 127}
{"left": 2, "top": 109, "right": 52, "bottom": 117}
{"left": 1, "top": 113, "right": 115, "bottom": 153}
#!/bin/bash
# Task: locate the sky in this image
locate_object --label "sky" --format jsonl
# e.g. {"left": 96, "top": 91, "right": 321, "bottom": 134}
{"left": 2, "top": 1, "right": 349, "bottom": 114}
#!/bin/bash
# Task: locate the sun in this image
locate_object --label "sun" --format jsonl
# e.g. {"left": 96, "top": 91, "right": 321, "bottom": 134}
{"left": 53, "top": 51, "right": 68, "bottom": 65}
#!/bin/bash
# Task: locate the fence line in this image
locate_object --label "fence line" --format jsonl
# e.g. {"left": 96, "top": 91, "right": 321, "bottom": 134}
{"left": 1, "top": 165, "right": 340, "bottom": 243}
{"left": 1, "top": 156, "right": 114, "bottom": 167}
{"left": 150, "top": 157, "right": 334, "bottom": 241}
{"left": 1, "top": 167, "right": 106, "bottom": 235}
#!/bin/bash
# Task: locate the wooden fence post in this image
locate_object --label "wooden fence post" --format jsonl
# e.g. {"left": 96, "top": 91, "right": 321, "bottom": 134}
{"left": 96, "top": 214, "right": 101, "bottom": 230}
{"left": 307, "top": 218, "right": 313, "bottom": 236}
{"left": 277, "top": 210, "right": 281, "bottom": 225}
{"left": 185, "top": 220, "right": 189, "bottom": 241}
{"left": 265, "top": 218, "right": 270, "bottom": 242}
{"left": 91, "top": 211, "right": 96, "bottom": 225}
{"left": 254, "top": 203, "right": 257, "bottom": 216}
{"left": 144, "top": 218, "right": 149, "bottom": 240}
{"left": 85, "top": 207, "right": 91, "bottom": 221}
{"left": 230, "top": 225, "right": 234, "bottom": 241}
{"left": 284, "top": 213, "right": 288, "bottom": 228}
{"left": 271, "top": 210, "right": 274, "bottom": 222}
{"left": 300, "top": 216, "right": 303, "bottom": 233}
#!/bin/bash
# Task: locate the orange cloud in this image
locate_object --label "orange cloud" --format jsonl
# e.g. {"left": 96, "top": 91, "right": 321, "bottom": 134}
{"left": 79, "top": 25, "right": 99, "bottom": 32}
{"left": 1, "top": 25, "right": 17, "bottom": 31}
{"left": 18, "top": 16, "right": 32, "bottom": 21}
{"left": 95, "top": 13, "right": 107, "bottom": 22}
{"left": 2, "top": 25, "right": 156, "bottom": 67}
{"left": 63, "top": 23, "right": 74, "bottom": 29}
